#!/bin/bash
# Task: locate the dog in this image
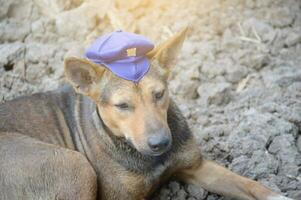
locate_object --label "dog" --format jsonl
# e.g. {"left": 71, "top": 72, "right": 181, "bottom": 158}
{"left": 0, "top": 28, "right": 293, "bottom": 200}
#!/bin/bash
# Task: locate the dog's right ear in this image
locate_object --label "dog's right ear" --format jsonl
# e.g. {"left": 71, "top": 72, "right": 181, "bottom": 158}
{"left": 64, "top": 57, "right": 105, "bottom": 95}
{"left": 147, "top": 27, "right": 188, "bottom": 78}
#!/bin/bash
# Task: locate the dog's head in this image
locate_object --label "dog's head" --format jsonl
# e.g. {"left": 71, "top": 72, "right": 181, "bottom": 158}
{"left": 64, "top": 28, "right": 187, "bottom": 156}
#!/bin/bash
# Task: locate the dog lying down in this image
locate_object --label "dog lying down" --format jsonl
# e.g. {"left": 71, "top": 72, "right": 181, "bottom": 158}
{"left": 0, "top": 28, "right": 293, "bottom": 200}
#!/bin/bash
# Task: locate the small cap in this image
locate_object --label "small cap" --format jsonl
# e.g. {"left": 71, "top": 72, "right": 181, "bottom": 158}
{"left": 85, "top": 31, "right": 154, "bottom": 82}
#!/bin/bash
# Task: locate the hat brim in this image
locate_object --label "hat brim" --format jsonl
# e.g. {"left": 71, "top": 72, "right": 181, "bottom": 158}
{"left": 103, "top": 57, "right": 150, "bottom": 82}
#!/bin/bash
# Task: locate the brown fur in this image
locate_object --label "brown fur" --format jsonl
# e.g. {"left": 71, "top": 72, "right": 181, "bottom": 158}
{"left": 66, "top": 58, "right": 172, "bottom": 155}
{"left": 0, "top": 28, "right": 291, "bottom": 200}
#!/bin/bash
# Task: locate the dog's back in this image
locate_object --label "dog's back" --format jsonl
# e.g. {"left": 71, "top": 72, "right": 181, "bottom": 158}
{"left": 0, "top": 86, "right": 76, "bottom": 148}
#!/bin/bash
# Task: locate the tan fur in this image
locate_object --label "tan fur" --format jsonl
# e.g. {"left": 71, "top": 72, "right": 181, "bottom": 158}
{"left": 177, "top": 160, "right": 280, "bottom": 200}
{"left": 65, "top": 52, "right": 173, "bottom": 153}
{"left": 0, "top": 27, "right": 289, "bottom": 200}
{"left": 96, "top": 75, "right": 170, "bottom": 153}
{"left": 120, "top": 172, "right": 149, "bottom": 198}
{"left": 62, "top": 28, "right": 292, "bottom": 199}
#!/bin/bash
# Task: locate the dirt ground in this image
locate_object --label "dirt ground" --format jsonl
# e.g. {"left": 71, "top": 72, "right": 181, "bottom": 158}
{"left": 0, "top": 0, "right": 301, "bottom": 199}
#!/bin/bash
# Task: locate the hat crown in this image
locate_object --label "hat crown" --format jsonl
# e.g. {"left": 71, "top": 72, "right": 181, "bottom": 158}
{"left": 85, "top": 31, "right": 154, "bottom": 82}
{"left": 85, "top": 30, "right": 154, "bottom": 63}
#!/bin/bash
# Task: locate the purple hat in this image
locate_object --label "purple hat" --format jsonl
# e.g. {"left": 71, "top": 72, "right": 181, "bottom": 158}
{"left": 85, "top": 30, "right": 154, "bottom": 82}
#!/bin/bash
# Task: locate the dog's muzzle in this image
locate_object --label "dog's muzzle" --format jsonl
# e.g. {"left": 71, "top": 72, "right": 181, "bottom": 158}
{"left": 147, "top": 133, "right": 171, "bottom": 156}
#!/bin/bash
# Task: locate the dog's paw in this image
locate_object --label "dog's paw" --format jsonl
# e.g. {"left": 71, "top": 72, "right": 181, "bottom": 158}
{"left": 268, "top": 195, "right": 294, "bottom": 200}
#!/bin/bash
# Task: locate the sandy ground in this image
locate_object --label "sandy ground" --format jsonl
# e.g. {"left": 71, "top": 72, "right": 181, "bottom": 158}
{"left": 0, "top": 0, "right": 301, "bottom": 199}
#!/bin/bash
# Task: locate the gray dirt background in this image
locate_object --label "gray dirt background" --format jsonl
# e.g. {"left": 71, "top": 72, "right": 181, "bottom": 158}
{"left": 0, "top": 0, "right": 300, "bottom": 199}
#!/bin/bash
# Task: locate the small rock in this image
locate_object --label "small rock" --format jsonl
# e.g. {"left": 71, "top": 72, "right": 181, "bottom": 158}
{"left": 242, "top": 52, "right": 269, "bottom": 70}
{"left": 197, "top": 82, "right": 232, "bottom": 105}
{"left": 246, "top": 150, "right": 279, "bottom": 179}
{"left": 169, "top": 181, "right": 180, "bottom": 194}
{"left": 285, "top": 31, "right": 301, "bottom": 47}
{"left": 174, "top": 189, "right": 187, "bottom": 200}
{"left": 0, "top": 20, "right": 30, "bottom": 43}
{"left": 225, "top": 64, "right": 248, "bottom": 83}
{"left": 268, "top": 7, "right": 295, "bottom": 28}
{"left": 186, "top": 184, "right": 206, "bottom": 199}
{"left": 4, "top": 0, "right": 33, "bottom": 20}
{"left": 201, "top": 62, "right": 226, "bottom": 79}
{"left": 158, "top": 188, "right": 170, "bottom": 200}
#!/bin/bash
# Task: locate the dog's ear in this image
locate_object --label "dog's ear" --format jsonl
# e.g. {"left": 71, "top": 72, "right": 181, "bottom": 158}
{"left": 147, "top": 27, "right": 188, "bottom": 74}
{"left": 64, "top": 57, "right": 105, "bottom": 95}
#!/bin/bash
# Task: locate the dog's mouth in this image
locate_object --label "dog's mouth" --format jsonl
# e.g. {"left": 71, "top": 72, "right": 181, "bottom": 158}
{"left": 148, "top": 145, "right": 171, "bottom": 156}
{"left": 141, "top": 147, "right": 171, "bottom": 157}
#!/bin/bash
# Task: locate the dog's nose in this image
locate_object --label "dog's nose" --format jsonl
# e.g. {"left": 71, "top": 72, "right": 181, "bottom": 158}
{"left": 147, "top": 134, "right": 170, "bottom": 153}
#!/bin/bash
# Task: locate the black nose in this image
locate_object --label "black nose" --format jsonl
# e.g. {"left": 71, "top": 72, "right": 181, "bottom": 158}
{"left": 147, "top": 134, "right": 170, "bottom": 153}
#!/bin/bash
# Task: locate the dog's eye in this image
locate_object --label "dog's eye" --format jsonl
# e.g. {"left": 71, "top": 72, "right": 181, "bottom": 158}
{"left": 114, "top": 103, "right": 129, "bottom": 110}
{"left": 154, "top": 90, "right": 165, "bottom": 100}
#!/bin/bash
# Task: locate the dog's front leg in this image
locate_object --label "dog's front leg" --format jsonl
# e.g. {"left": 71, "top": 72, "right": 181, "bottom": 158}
{"left": 176, "top": 159, "right": 292, "bottom": 200}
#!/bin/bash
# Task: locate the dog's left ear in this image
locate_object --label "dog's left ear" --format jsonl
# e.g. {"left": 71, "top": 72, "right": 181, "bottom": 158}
{"left": 147, "top": 27, "right": 188, "bottom": 74}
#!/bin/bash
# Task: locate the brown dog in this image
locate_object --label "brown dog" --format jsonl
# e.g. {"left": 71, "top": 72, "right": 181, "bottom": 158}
{"left": 0, "top": 28, "right": 292, "bottom": 200}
